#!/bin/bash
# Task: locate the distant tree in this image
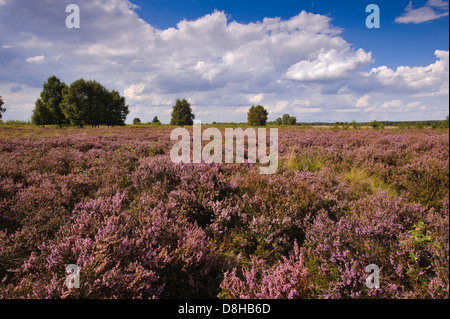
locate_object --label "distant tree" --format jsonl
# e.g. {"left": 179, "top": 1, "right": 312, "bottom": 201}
{"left": 61, "top": 79, "right": 91, "bottom": 127}
{"left": 105, "top": 90, "right": 129, "bottom": 126}
{"left": 247, "top": 105, "right": 268, "bottom": 126}
{"left": 442, "top": 116, "right": 449, "bottom": 129}
{"left": 351, "top": 120, "right": 358, "bottom": 130}
{"left": 282, "top": 114, "right": 291, "bottom": 125}
{"left": 32, "top": 76, "right": 68, "bottom": 128}
{"left": 170, "top": 99, "right": 195, "bottom": 126}
{"left": 133, "top": 118, "right": 142, "bottom": 125}
{"left": 31, "top": 99, "right": 54, "bottom": 127}
{"left": 287, "top": 116, "right": 297, "bottom": 125}
{"left": 62, "top": 79, "right": 129, "bottom": 127}
{"left": 279, "top": 114, "right": 297, "bottom": 125}
{"left": 274, "top": 117, "right": 282, "bottom": 125}
{"left": 398, "top": 121, "right": 411, "bottom": 129}
{"left": 370, "top": 120, "right": 385, "bottom": 130}
{"left": 152, "top": 116, "right": 161, "bottom": 124}
{"left": 415, "top": 121, "right": 425, "bottom": 130}
{"left": 0, "top": 96, "right": 5, "bottom": 120}
{"left": 342, "top": 122, "right": 350, "bottom": 130}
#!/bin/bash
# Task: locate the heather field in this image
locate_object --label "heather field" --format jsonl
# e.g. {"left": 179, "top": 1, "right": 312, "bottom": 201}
{"left": 0, "top": 126, "right": 448, "bottom": 299}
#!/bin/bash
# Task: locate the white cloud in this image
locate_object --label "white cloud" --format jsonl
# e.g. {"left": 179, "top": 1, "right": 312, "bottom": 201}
{"left": 292, "top": 99, "right": 311, "bottom": 107}
{"left": 381, "top": 99, "right": 404, "bottom": 109}
{"left": 356, "top": 94, "right": 371, "bottom": 108}
{"left": 0, "top": 0, "right": 448, "bottom": 123}
{"left": 367, "top": 50, "right": 449, "bottom": 92}
{"left": 26, "top": 55, "right": 45, "bottom": 64}
{"left": 364, "top": 99, "right": 426, "bottom": 114}
{"left": 124, "top": 82, "right": 147, "bottom": 101}
{"left": 0, "top": 83, "right": 40, "bottom": 120}
{"left": 285, "top": 48, "right": 372, "bottom": 82}
{"left": 428, "top": 0, "right": 450, "bottom": 8}
{"left": 395, "top": 0, "right": 449, "bottom": 24}
{"left": 271, "top": 100, "right": 289, "bottom": 113}
{"left": 235, "top": 106, "right": 251, "bottom": 114}
{"left": 249, "top": 93, "right": 264, "bottom": 104}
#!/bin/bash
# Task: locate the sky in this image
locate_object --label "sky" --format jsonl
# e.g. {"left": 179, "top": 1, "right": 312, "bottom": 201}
{"left": 0, "top": 0, "right": 448, "bottom": 124}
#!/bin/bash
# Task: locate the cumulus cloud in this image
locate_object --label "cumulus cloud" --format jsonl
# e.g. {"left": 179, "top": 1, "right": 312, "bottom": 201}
{"left": 124, "top": 83, "right": 147, "bottom": 101}
{"left": 249, "top": 93, "right": 264, "bottom": 104}
{"left": 356, "top": 94, "right": 371, "bottom": 108}
{"left": 0, "top": 0, "right": 448, "bottom": 123}
{"left": 367, "top": 50, "right": 449, "bottom": 93}
{"left": 285, "top": 48, "right": 372, "bottom": 82}
{"left": 395, "top": 0, "right": 449, "bottom": 24}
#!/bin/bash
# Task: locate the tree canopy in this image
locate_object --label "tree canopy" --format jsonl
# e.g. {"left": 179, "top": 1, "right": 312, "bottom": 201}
{"left": 31, "top": 76, "right": 129, "bottom": 127}
{"left": 32, "top": 76, "right": 68, "bottom": 127}
{"left": 170, "top": 99, "right": 195, "bottom": 126}
{"left": 32, "top": 99, "right": 55, "bottom": 127}
{"left": 247, "top": 105, "right": 268, "bottom": 126}
{"left": 152, "top": 116, "right": 161, "bottom": 124}
{"left": 279, "top": 114, "right": 297, "bottom": 125}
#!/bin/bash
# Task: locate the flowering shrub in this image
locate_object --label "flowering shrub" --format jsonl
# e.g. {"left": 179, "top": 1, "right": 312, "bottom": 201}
{"left": 0, "top": 126, "right": 448, "bottom": 298}
{"left": 220, "top": 242, "right": 308, "bottom": 299}
{"left": 1, "top": 193, "right": 223, "bottom": 298}
{"left": 304, "top": 193, "right": 448, "bottom": 298}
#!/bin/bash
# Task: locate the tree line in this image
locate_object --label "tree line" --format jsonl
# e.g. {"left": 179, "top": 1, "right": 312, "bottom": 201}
{"left": 31, "top": 76, "right": 129, "bottom": 127}
{"left": 4, "top": 85, "right": 450, "bottom": 129}
{"left": 133, "top": 117, "right": 161, "bottom": 125}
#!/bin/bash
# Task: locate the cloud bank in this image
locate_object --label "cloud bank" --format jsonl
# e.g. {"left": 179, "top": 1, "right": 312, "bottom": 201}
{"left": 0, "top": 0, "right": 448, "bottom": 123}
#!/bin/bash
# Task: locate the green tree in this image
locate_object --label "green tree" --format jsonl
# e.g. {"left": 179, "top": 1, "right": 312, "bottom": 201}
{"left": 62, "top": 80, "right": 129, "bottom": 127}
{"left": 287, "top": 116, "right": 297, "bottom": 125}
{"left": 32, "top": 76, "right": 68, "bottom": 128}
{"left": 105, "top": 90, "right": 129, "bottom": 126}
{"left": 0, "top": 96, "right": 5, "bottom": 120}
{"left": 370, "top": 120, "right": 384, "bottom": 130}
{"left": 442, "top": 116, "right": 449, "bottom": 129}
{"left": 61, "top": 79, "right": 90, "bottom": 127}
{"left": 274, "top": 117, "right": 282, "bottom": 125}
{"left": 152, "top": 116, "right": 161, "bottom": 124}
{"left": 170, "top": 99, "right": 195, "bottom": 126}
{"left": 282, "top": 114, "right": 291, "bottom": 125}
{"left": 133, "top": 118, "right": 142, "bottom": 125}
{"left": 415, "top": 122, "right": 424, "bottom": 129}
{"left": 279, "top": 114, "right": 297, "bottom": 125}
{"left": 31, "top": 99, "right": 54, "bottom": 127}
{"left": 398, "top": 121, "right": 411, "bottom": 129}
{"left": 351, "top": 120, "right": 358, "bottom": 130}
{"left": 247, "top": 105, "right": 268, "bottom": 126}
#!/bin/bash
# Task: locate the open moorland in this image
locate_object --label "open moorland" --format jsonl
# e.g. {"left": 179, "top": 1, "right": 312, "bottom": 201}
{"left": 0, "top": 125, "right": 448, "bottom": 298}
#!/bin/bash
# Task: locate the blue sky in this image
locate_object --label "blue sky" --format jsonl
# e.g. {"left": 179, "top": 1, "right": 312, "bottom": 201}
{"left": 0, "top": 0, "right": 448, "bottom": 123}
